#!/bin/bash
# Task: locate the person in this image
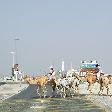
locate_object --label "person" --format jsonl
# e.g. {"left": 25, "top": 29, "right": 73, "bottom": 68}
{"left": 19, "top": 71, "right": 23, "bottom": 87}
{"left": 19, "top": 71, "right": 23, "bottom": 81}
{"left": 96, "top": 70, "right": 104, "bottom": 81}
{"left": 11, "top": 68, "right": 15, "bottom": 81}
{"left": 49, "top": 66, "right": 56, "bottom": 80}
{"left": 100, "top": 72, "right": 104, "bottom": 76}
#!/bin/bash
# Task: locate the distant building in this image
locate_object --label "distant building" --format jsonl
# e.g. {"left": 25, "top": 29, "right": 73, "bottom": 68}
{"left": 79, "top": 60, "right": 100, "bottom": 76}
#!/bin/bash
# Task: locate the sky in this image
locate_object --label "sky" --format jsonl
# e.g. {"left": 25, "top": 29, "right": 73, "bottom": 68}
{"left": 0, "top": 0, "right": 112, "bottom": 76}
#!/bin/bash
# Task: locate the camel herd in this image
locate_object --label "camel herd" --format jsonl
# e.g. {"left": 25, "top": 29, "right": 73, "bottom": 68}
{"left": 23, "top": 75, "right": 56, "bottom": 98}
{"left": 23, "top": 71, "right": 112, "bottom": 98}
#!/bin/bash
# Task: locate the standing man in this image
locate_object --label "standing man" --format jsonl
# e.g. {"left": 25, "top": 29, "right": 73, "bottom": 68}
{"left": 12, "top": 68, "right": 15, "bottom": 81}
{"left": 19, "top": 71, "right": 23, "bottom": 87}
{"left": 49, "top": 66, "right": 56, "bottom": 80}
{"left": 14, "top": 69, "right": 19, "bottom": 82}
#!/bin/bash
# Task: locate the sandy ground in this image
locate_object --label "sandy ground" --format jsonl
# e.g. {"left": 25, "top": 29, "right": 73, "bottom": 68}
{"left": 79, "top": 82, "right": 112, "bottom": 112}
{"left": 0, "top": 82, "right": 112, "bottom": 112}
{"left": 0, "top": 83, "right": 28, "bottom": 101}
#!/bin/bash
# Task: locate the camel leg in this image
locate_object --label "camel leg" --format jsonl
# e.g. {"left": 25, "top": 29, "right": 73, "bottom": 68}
{"left": 37, "top": 88, "right": 42, "bottom": 98}
{"left": 76, "top": 86, "right": 79, "bottom": 95}
{"left": 87, "top": 83, "right": 90, "bottom": 90}
{"left": 106, "top": 85, "right": 109, "bottom": 96}
{"left": 37, "top": 86, "right": 46, "bottom": 98}
{"left": 73, "top": 85, "right": 79, "bottom": 95}
{"left": 63, "top": 87, "right": 66, "bottom": 98}
{"left": 87, "top": 83, "right": 92, "bottom": 94}
{"left": 98, "top": 85, "right": 103, "bottom": 95}
{"left": 98, "top": 85, "right": 101, "bottom": 95}
{"left": 76, "top": 81, "right": 80, "bottom": 95}
{"left": 43, "top": 89, "right": 46, "bottom": 98}
{"left": 43, "top": 86, "right": 47, "bottom": 98}
{"left": 56, "top": 85, "right": 60, "bottom": 94}
{"left": 60, "top": 87, "right": 63, "bottom": 98}
{"left": 60, "top": 86, "right": 66, "bottom": 98}
{"left": 38, "top": 87, "right": 43, "bottom": 98}
{"left": 37, "top": 86, "right": 41, "bottom": 98}
{"left": 51, "top": 85, "right": 55, "bottom": 97}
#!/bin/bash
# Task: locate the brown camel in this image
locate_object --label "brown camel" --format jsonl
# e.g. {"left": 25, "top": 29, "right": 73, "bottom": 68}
{"left": 98, "top": 75, "right": 112, "bottom": 95}
{"left": 84, "top": 73, "right": 97, "bottom": 94}
{"left": 23, "top": 75, "right": 57, "bottom": 98}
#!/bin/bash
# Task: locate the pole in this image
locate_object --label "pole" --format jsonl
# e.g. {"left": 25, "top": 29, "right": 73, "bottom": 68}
{"left": 14, "top": 38, "right": 20, "bottom": 82}
{"left": 10, "top": 52, "right": 15, "bottom": 68}
{"left": 10, "top": 52, "right": 15, "bottom": 81}
{"left": 12, "top": 53, "right": 14, "bottom": 68}
{"left": 14, "top": 38, "right": 19, "bottom": 64}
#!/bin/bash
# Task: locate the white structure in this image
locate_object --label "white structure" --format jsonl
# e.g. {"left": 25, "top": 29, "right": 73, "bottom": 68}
{"left": 91, "top": 60, "right": 97, "bottom": 64}
{"left": 14, "top": 38, "right": 20, "bottom": 64}
{"left": 14, "top": 70, "right": 18, "bottom": 82}
{"left": 62, "top": 61, "right": 65, "bottom": 71}
{"left": 10, "top": 52, "right": 15, "bottom": 68}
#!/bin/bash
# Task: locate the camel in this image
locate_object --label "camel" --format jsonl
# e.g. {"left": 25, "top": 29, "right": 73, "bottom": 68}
{"left": 57, "top": 70, "right": 80, "bottom": 98}
{"left": 84, "top": 73, "right": 97, "bottom": 94}
{"left": 69, "top": 71, "right": 97, "bottom": 94}
{"left": 23, "top": 75, "right": 57, "bottom": 98}
{"left": 23, "top": 75, "right": 36, "bottom": 84}
{"left": 98, "top": 74, "right": 112, "bottom": 96}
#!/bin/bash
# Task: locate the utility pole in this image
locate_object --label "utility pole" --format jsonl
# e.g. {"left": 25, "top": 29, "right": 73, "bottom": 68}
{"left": 10, "top": 52, "right": 15, "bottom": 68}
{"left": 10, "top": 52, "right": 15, "bottom": 81}
{"left": 14, "top": 38, "right": 20, "bottom": 82}
{"left": 14, "top": 38, "right": 20, "bottom": 64}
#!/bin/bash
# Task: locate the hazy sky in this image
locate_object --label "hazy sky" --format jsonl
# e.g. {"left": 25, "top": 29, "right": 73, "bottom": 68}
{"left": 0, "top": 0, "right": 112, "bottom": 76}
